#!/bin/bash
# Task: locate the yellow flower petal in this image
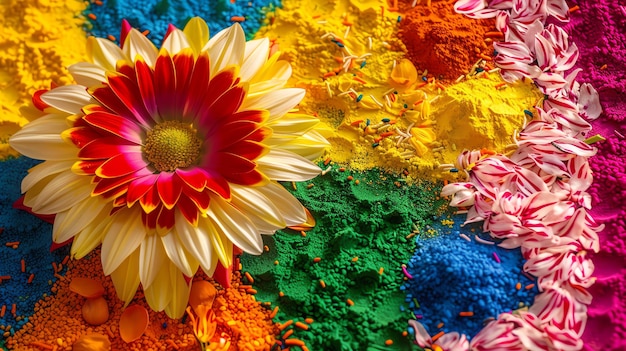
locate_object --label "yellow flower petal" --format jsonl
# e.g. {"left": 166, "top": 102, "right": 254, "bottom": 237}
{"left": 183, "top": 17, "right": 210, "bottom": 55}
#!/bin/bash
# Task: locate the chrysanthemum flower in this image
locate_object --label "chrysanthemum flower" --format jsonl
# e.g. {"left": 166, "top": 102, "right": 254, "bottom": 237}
{"left": 9, "top": 18, "right": 328, "bottom": 317}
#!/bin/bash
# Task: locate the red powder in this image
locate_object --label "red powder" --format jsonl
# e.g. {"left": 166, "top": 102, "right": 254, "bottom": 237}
{"left": 398, "top": 1, "right": 496, "bottom": 80}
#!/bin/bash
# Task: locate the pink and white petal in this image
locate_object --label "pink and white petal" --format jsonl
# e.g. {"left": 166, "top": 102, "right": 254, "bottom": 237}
{"left": 40, "top": 85, "right": 94, "bottom": 115}
{"left": 546, "top": 0, "right": 570, "bottom": 22}
{"left": 52, "top": 196, "right": 110, "bottom": 243}
{"left": 494, "top": 41, "right": 533, "bottom": 62}
{"left": 230, "top": 184, "right": 287, "bottom": 234}
{"left": 436, "top": 332, "right": 470, "bottom": 351}
{"left": 535, "top": 72, "right": 567, "bottom": 94}
{"left": 454, "top": 0, "right": 487, "bottom": 14}
{"left": 567, "top": 156, "right": 593, "bottom": 192}
{"left": 161, "top": 28, "right": 191, "bottom": 55}
{"left": 25, "top": 170, "right": 93, "bottom": 215}
{"left": 139, "top": 233, "right": 168, "bottom": 289}
{"left": 257, "top": 181, "right": 307, "bottom": 226}
{"left": 556, "top": 44, "right": 579, "bottom": 72}
{"left": 240, "top": 88, "right": 305, "bottom": 122}
{"left": 87, "top": 36, "right": 128, "bottom": 72}
{"left": 256, "top": 148, "right": 321, "bottom": 181}
{"left": 544, "top": 325, "right": 583, "bottom": 351}
{"left": 163, "top": 262, "right": 192, "bottom": 318}
{"left": 207, "top": 196, "right": 263, "bottom": 255}
{"left": 101, "top": 207, "right": 147, "bottom": 275}
{"left": 407, "top": 319, "right": 433, "bottom": 348}
{"left": 528, "top": 153, "right": 568, "bottom": 177}
{"left": 205, "top": 23, "right": 246, "bottom": 75}
{"left": 109, "top": 248, "right": 141, "bottom": 305}
{"left": 240, "top": 38, "right": 270, "bottom": 82}
{"left": 176, "top": 213, "right": 218, "bottom": 275}
{"left": 534, "top": 34, "right": 557, "bottom": 70}
{"left": 123, "top": 29, "right": 159, "bottom": 67}
{"left": 143, "top": 265, "right": 173, "bottom": 311}
{"left": 498, "top": 61, "right": 542, "bottom": 82}
{"left": 465, "top": 8, "right": 501, "bottom": 19}
{"left": 577, "top": 83, "right": 602, "bottom": 120}
{"left": 68, "top": 62, "right": 107, "bottom": 87}
{"left": 161, "top": 230, "right": 199, "bottom": 277}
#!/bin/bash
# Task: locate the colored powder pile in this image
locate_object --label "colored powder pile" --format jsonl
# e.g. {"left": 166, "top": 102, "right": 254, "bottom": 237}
{"left": 255, "top": 0, "right": 542, "bottom": 180}
{"left": 398, "top": 0, "right": 496, "bottom": 80}
{"left": 84, "top": 0, "right": 280, "bottom": 43}
{"left": 0, "top": 0, "right": 88, "bottom": 159}
{"left": 402, "top": 219, "right": 538, "bottom": 338}
{"left": 5, "top": 245, "right": 278, "bottom": 350}
{"left": 563, "top": 2, "right": 626, "bottom": 350}
{"left": 241, "top": 165, "right": 450, "bottom": 351}
{"left": 0, "top": 157, "right": 69, "bottom": 350}
{"left": 563, "top": 0, "right": 626, "bottom": 125}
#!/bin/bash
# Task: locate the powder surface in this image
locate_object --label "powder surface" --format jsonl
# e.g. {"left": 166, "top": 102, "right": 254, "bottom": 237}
{"left": 398, "top": 0, "right": 496, "bottom": 80}
{"left": 241, "top": 166, "right": 449, "bottom": 350}
{"left": 255, "top": 0, "right": 542, "bottom": 180}
{"left": 4, "top": 245, "right": 277, "bottom": 350}
{"left": 0, "top": 158, "right": 69, "bottom": 350}
{"left": 0, "top": 0, "right": 88, "bottom": 159}
{"left": 403, "top": 219, "right": 538, "bottom": 338}
{"left": 564, "top": 2, "right": 626, "bottom": 350}
{"left": 85, "top": 0, "right": 280, "bottom": 43}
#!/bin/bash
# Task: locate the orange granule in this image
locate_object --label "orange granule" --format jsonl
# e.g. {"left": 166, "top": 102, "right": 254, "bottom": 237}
{"left": 5, "top": 248, "right": 278, "bottom": 350}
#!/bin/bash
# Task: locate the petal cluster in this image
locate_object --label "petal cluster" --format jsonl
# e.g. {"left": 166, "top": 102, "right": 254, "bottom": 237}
{"left": 438, "top": 1, "right": 603, "bottom": 349}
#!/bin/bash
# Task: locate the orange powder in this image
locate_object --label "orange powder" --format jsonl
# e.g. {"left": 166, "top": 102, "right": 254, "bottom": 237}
{"left": 398, "top": 1, "right": 496, "bottom": 80}
{"left": 6, "top": 248, "right": 277, "bottom": 350}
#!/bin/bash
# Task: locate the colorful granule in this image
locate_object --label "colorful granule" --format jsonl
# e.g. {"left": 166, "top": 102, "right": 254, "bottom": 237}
{"left": 0, "top": 0, "right": 88, "bottom": 159}
{"left": 0, "top": 157, "right": 70, "bottom": 347}
{"left": 402, "top": 218, "right": 538, "bottom": 338}
{"left": 5, "top": 246, "right": 277, "bottom": 350}
{"left": 84, "top": 0, "right": 281, "bottom": 44}
{"left": 241, "top": 165, "right": 450, "bottom": 350}
{"left": 398, "top": 0, "right": 497, "bottom": 80}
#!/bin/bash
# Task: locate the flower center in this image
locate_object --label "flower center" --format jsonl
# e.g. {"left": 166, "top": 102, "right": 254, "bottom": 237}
{"left": 144, "top": 121, "right": 202, "bottom": 172}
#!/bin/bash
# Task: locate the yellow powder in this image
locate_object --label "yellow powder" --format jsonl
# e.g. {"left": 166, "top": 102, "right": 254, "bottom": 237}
{"left": 257, "top": 0, "right": 543, "bottom": 180}
{"left": 0, "top": 0, "right": 88, "bottom": 159}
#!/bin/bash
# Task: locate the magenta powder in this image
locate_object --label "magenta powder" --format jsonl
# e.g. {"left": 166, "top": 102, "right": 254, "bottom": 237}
{"left": 564, "top": 1, "right": 626, "bottom": 349}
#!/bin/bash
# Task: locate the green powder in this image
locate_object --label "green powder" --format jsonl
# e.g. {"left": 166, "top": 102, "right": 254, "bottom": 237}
{"left": 241, "top": 166, "right": 448, "bottom": 350}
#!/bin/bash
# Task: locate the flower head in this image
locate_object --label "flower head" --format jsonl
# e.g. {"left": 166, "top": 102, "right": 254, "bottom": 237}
{"left": 9, "top": 18, "right": 328, "bottom": 317}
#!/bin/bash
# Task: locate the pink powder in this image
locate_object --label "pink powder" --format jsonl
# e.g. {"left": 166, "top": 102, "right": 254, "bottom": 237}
{"left": 564, "top": 1, "right": 626, "bottom": 349}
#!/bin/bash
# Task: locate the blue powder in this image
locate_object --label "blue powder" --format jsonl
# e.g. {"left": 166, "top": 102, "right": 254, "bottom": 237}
{"left": 0, "top": 157, "right": 69, "bottom": 346}
{"left": 403, "top": 216, "right": 538, "bottom": 338}
{"left": 85, "top": 0, "right": 281, "bottom": 44}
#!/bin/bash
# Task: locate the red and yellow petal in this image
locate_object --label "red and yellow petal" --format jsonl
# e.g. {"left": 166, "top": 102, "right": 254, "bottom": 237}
{"left": 82, "top": 110, "right": 143, "bottom": 144}
{"left": 156, "top": 172, "right": 184, "bottom": 210}
{"left": 96, "top": 152, "right": 148, "bottom": 178}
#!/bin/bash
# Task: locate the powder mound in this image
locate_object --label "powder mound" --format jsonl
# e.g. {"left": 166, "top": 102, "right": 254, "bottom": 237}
{"left": 242, "top": 167, "right": 450, "bottom": 350}
{"left": 403, "top": 225, "right": 538, "bottom": 338}
{"left": 399, "top": 1, "right": 496, "bottom": 80}
{"left": 431, "top": 78, "right": 542, "bottom": 152}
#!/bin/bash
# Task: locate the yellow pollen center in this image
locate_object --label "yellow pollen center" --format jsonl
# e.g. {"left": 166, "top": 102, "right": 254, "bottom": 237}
{"left": 144, "top": 121, "right": 202, "bottom": 172}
